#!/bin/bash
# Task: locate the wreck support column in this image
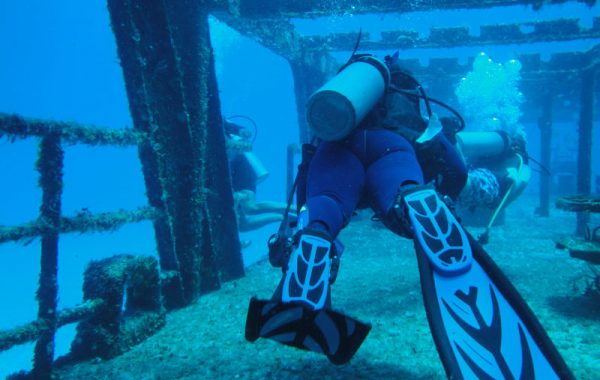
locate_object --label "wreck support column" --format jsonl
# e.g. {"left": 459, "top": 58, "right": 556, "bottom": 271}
{"left": 108, "top": 0, "right": 243, "bottom": 306}
{"left": 287, "top": 52, "right": 337, "bottom": 196}
{"left": 576, "top": 68, "right": 596, "bottom": 236}
{"left": 290, "top": 60, "right": 319, "bottom": 144}
{"left": 288, "top": 52, "right": 337, "bottom": 144}
{"left": 31, "top": 135, "right": 63, "bottom": 379}
{"left": 537, "top": 95, "right": 552, "bottom": 217}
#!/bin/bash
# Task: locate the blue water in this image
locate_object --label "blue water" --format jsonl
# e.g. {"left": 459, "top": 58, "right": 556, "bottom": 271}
{"left": 0, "top": 1, "right": 599, "bottom": 378}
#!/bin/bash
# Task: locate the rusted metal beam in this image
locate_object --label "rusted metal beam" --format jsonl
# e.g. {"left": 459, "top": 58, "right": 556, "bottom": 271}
{"left": 537, "top": 95, "right": 553, "bottom": 217}
{"left": 388, "top": 53, "right": 588, "bottom": 84}
{"left": 0, "top": 300, "right": 103, "bottom": 353}
{"left": 108, "top": 0, "right": 186, "bottom": 308}
{"left": 576, "top": 67, "right": 596, "bottom": 235}
{"left": 234, "top": 0, "right": 596, "bottom": 18}
{"left": 0, "top": 113, "right": 140, "bottom": 146}
{"left": 0, "top": 207, "right": 159, "bottom": 244}
{"left": 32, "top": 135, "right": 63, "bottom": 379}
{"left": 108, "top": 0, "right": 244, "bottom": 308}
{"left": 288, "top": 51, "right": 339, "bottom": 142}
{"left": 584, "top": 42, "right": 600, "bottom": 69}
{"left": 212, "top": 11, "right": 301, "bottom": 61}
{"left": 301, "top": 18, "right": 600, "bottom": 51}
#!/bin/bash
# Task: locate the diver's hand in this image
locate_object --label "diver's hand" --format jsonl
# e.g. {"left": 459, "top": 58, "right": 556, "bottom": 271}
{"left": 506, "top": 165, "right": 531, "bottom": 188}
{"left": 506, "top": 167, "right": 519, "bottom": 182}
{"left": 416, "top": 112, "right": 442, "bottom": 144}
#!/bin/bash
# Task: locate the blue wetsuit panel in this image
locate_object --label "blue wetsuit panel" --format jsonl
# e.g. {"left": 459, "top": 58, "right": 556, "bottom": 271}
{"left": 306, "top": 129, "right": 424, "bottom": 237}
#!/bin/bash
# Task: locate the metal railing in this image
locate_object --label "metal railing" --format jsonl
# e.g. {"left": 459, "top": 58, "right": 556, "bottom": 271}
{"left": 0, "top": 113, "right": 165, "bottom": 378}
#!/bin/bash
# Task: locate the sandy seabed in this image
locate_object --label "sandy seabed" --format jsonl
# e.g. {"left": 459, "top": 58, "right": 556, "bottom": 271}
{"left": 56, "top": 196, "right": 600, "bottom": 379}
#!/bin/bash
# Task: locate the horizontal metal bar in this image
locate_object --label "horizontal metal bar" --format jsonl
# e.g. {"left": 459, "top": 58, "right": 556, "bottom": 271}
{"left": 0, "top": 207, "right": 161, "bottom": 244}
{"left": 0, "top": 113, "right": 143, "bottom": 146}
{"left": 0, "top": 299, "right": 103, "bottom": 352}
{"left": 301, "top": 18, "right": 600, "bottom": 51}
{"left": 234, "top": 0, "right": 596, "bottom": 18}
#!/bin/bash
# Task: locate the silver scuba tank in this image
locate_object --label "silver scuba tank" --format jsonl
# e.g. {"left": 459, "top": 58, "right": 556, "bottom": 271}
{"left": 306, "top": 55, "right": 390, "bottom": 141}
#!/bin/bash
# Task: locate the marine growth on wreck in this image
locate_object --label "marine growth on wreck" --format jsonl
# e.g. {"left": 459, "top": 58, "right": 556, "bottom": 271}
{"left": 0, "top": 0, "right": 599, "bottom": 379}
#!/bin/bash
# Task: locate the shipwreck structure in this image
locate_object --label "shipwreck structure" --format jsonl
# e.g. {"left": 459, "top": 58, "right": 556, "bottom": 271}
{"left": 0, "top": 0, "right": 598, "bottom": 378}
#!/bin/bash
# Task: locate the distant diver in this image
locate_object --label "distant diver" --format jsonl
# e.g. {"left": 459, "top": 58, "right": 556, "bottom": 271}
{"left": 436, "top": 116, "right": 532, "bottom": 243}
{"left": 245, "top": 51, "right": 573, "bottom": 379}
{"left": 224, "top": 117, "right": 288, "bottom": 237}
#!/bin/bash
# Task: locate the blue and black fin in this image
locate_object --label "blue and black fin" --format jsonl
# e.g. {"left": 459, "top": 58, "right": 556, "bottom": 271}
{"left": 403, "top": 188, "right": 573, "bottom": 380}
{"left": 245, "top": 297, "right": 371, "bottom": 365}
{"left": 246, "top": 229, "right": 370, "bottom": 364}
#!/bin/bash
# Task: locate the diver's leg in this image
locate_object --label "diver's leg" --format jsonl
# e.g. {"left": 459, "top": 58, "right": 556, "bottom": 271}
{"left": 432, "top": 133, "right": 468, "bottom": 201}
{"left": 245, "top": 139, "right": 371, "bottom": 364}
{"left": 304, "top": 139, "right": 366, "bottom": 238}
{"left": 361, "top": 130, "right": 424, "bottom": 236}
{"left": 273, "top": 139, "right": 366, "bottom": 309}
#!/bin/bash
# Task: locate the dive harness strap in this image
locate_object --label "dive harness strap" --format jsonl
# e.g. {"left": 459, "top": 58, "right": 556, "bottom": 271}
{"left": 403, "top": 187, "right": 573, "bottom": 379}
{"left": 268, "top": 142, "right": 317, "bottom": 268}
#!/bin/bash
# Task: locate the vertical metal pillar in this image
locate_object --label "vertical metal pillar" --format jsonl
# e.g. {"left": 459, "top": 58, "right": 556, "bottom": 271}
{"left": 289, "top": 61, "right": 316, "bottom": 144}
{"left": 31, "top": 134, "right": 63, "bottom": 379}
{"left": 107, "top": 0, "right": 186, "bottom": 308}
{"left": 192, "top": 8, "right": 245, "bottom": 286}
{"left": 288, "top": 52, "right": 338, "bottom": 144}
{"left": 537, "top": 95, "right": 552, "bottom": 217}
{"left": 286, "top": 52, "right": 337, "bottom": 199}
{"left": 576, "top": 68, "right": 596, "bottom": 235}
{"left": 108, "top": 0, "right": 243, "bottom": 306}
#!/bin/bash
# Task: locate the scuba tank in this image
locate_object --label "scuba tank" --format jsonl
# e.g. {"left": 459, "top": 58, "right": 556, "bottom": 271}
{"left": 241, "top": 151, "right": 269, "bottom": 184}
{"left": 456, "top": 131, "right": 510, "bottom": 159}
{"left": 306, "top": 55, "right": 391, "bottom": 141}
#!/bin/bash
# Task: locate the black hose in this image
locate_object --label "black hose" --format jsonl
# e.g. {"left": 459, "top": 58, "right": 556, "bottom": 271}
{"left": 389, "top": 84, "right": 466, "bottom": 132}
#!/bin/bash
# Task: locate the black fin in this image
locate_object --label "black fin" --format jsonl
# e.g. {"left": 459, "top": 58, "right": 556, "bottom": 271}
{"left": 245, "top": 297, "right": 371, "bottom": 365}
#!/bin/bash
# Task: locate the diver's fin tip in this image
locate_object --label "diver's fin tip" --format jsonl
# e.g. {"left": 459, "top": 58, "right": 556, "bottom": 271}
{"left": 245, "top": 298, "right": 370, "bottom": 364}
{"left": 404, "top": 189, "right": 573, "bottom": 380}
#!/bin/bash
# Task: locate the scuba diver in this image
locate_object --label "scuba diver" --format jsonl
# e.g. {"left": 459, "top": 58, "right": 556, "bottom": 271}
{"left": 439, "top": 116, "right": 533, "bottom": 243}
{"left": 245, "top": 52, "right": 573, "bottom": 379}
{"left": 224, "top": 117, "right": 264, "bottom": 194}
{"left": 224, "top": 118, "right": 288, "bottom": 237}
